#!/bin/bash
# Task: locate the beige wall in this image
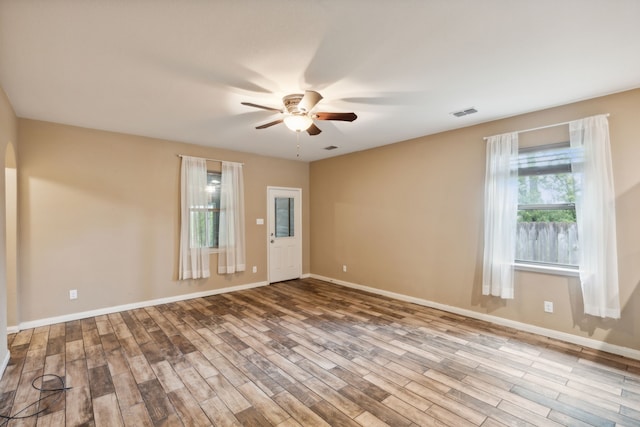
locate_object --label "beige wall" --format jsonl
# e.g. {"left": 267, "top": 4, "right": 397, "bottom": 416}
{"left": 310, "top": 88, "right": 640, "bottom": 352}
{"left": 0, "top": 86, "right": 18, "bottom": 368}
{"left": 17, "top": 119, "right": 309, "bottom": 323}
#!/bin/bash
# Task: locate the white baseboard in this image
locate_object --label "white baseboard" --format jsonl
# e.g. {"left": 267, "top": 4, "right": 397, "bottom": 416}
{"left": 0, "top": 350, "right": 9, "bottom": 380}
{"left": 14, "top": 280, "right": 269, "bottom": 332}
{"left": 310, "top": 274, "right": 640, "bottom": 362}
{"left": 7, "top": 325, "right": 19, "bottom": 334}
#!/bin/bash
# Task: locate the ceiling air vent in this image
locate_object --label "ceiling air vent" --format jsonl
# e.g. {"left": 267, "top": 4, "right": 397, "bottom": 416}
{"left": 324, "top": 145, "right": 338, "bottom": 150}
{"left": 452, "top": 107, "right": 478, "bottom": 117}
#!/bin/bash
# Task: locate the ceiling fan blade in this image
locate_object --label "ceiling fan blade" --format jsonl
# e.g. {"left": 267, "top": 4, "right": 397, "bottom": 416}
{"left": 298, "top": 90, "right": 323, "bottom": 113}
{"left": 241, "top": 102, "right": 282, "bottom": 112}
{"left": 315, "top": 112, "right": 357, "bottom": 122}
{"left": 306, "top": 123, "right": 322, "bottom": 136}
{"left": 255, "top": 119, "right": 283, "bottom": 129}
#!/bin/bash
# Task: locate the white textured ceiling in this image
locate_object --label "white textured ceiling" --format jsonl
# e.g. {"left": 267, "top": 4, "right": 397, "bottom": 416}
{"left": 1, "top": 0, "right": 639, "bottom": 161}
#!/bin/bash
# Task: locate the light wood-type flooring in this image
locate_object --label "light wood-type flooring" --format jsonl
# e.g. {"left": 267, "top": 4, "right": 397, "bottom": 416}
{"left": 1, "top": 278, "right": 639, "bottom": 426}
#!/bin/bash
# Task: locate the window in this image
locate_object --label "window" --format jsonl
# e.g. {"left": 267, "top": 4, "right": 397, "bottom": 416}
{"left": 274, "top": 197, "right": 295, "bottom": 238}
{"left": 189, "top": 171, "right": 221, "bottom": 249}
{"left": 483, "top": 116, "right": 619, "bottom": 313}
{"left": 516, "top": 143, "right": 579, "bottom": 267}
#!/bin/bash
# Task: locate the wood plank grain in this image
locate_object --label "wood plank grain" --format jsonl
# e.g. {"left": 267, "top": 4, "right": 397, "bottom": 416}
{"left": 112, "top": 370, "right": 144, "bottom": 408}
{"left": 205, "top": 373, "right": 251, "bottom": 414}
{"left": 89, "top": 364, "right": 116, "bottom": 398}
{"left": 137, "top": 378, "right": 176, "bottom": 423}
{"left": 151, "top": 360, "right": 184, "bottom": 394}
{"left": 128, "top": 354, "right": 155, "bottom": 384}
{"left": 45, "top": 336, "right": 65, "bottom": 357}
{"left": 272, "top": 390, "right": 332, "bottom": 427}
{"left": 405, "top": 381, "right": 486, "bottom": 425}
{"left": 65, "top": 321, "right": 83, "bottom": 342}
{"left": 303, "top": 377, "right": 363, "bottom": 419}
{"left": 338, "top": 385, "right": 412, "bottom": 427}
{"left": 10, "top": 368, "right": 43, "bottom": 422}
{"left": 85, "top": 344, "right": 107, "bottom": 369}
{"left": 352, "top": 410, "right": 392, "bottom": 427}
{"left": 120, "top": 402, "right": 154, "bottom": 427}
{"left": 425, "top": 403, "right": 479, "bottom": 427}
{"left": 93, "top": 392, "right": 124, "bottom": 426}
{"left": 65, "top": 358, "right": 89, "bottom": 389}
{"left": 382, "top": 395, "right": 441, "bottom": 427}
{"left": 200, "top": 395, "right": 243, "bottom": 427}
{"left": 3, "top": 278, "right": 639, "bottom": 427}
{"left": 237, "top": 380, "right": 291, "bottom": 425}
{"left": 309, "top": 399, "right": 361, "bottom": 427}
{"left": 106, "top": 348, "right": 130, "bottom": 377}
{"left": 234, "top": 406, "right": 273, "bottom": 427}
{"left": 28, "top": 331, "right": 48, "bottom": 351}
{"left": 82, "top": 327, "right": 102, "bottom": 348}
{"left": 35, "top": 409, "right": 65, "bottom": 427}
{"left": 22, "top": 348, "right": 46, "bottom": 373}
{"left": 166, "top": 387, "right": 211, "bottom": 426}
{"left": 65, "top": 385, "right": 93, "bottom": 426}
{"left": 183, "top": 351, "right": 219, "bottom": 379}
{"left": 175, "top": 366, "right": 215, "bottom": 402}
{"left": 364, "top": 372, "right": 432, "bottom": 412}
{"left": 511, "top": 385, "right": 615, "bottom": 427}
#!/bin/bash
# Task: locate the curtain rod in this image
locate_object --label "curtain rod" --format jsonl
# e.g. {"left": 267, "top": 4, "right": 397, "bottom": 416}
{"left": 483, "top": 113, "right": 610, "bottom": 141}
{"left": 177, "top": 154, "right": 244, "bottom": 165}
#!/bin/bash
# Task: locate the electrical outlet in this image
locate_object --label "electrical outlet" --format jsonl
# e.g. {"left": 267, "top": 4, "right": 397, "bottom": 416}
{"left": 252, "top": 266, "right": 257, "bottom": 273}
{"left": 544, "top": 301, "right": 553, "bottom": 313}
{"left": 69, "top": 289, "right": 78, "bottom": 300}
{"left": 342, "top": 265, "right": 347, "bottom": 272}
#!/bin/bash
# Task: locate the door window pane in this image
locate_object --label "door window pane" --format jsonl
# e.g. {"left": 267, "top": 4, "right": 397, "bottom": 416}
{"left": 275, "top": 197, "right": 294, "bottom": 237}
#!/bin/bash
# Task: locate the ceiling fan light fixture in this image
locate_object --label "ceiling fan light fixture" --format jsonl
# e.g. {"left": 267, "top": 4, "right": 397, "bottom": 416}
{"left": 242, "top": 91, "right": 356, "bottom": 136}
{"left": 283, "top": 114, "right": 313, "bottom": 132}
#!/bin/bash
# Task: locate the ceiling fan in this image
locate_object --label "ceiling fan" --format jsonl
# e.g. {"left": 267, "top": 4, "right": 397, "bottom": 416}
{"left": 241, "top": 90, "right": 357, "bottom": 135}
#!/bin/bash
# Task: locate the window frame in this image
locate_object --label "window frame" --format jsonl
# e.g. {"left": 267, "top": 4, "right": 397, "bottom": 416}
{"left": 515, "top": 141, "right": 579, "bottom": 271}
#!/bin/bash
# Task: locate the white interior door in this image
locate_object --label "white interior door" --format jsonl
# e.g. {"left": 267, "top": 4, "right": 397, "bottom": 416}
{"left": 268, "top": 187, "right": 302, "bottom": 283}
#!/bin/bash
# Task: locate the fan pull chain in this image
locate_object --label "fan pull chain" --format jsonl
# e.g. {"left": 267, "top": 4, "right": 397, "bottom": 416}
{"left": 296, "top": 131, "right": 300, "bottom": 158}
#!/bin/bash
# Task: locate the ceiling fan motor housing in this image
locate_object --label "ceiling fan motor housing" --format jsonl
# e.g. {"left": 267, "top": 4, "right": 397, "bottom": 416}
{"left": 282, "top": 94, "right": 305, "bottom": 114}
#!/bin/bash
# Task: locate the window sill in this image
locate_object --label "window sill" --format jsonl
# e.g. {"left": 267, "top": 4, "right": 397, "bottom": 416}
{"left": 514, "top": 262, "right": 579, "bottom": 277}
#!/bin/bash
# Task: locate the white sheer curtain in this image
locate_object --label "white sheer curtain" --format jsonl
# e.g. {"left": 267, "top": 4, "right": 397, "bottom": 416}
{"left": 179, "top": 156, "right": 210, "bottom": 280}
{"left": 218, "top": 161, "right": 246, "bottom": 274}
{"left": 570, "top": 115, "right": 620, "bottom": 318}
{"left": 483, "top": 132, "right": 519, "bottom": 299}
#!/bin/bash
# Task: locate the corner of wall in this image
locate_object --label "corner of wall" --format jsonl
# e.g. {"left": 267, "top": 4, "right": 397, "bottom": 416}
{"left": 0, "top": 83, "right": 19, "bottom": 371}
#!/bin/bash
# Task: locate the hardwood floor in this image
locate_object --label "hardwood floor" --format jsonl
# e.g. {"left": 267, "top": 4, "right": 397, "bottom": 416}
{"left": 1, "top": 278, "right": 639, "bottom": 426}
